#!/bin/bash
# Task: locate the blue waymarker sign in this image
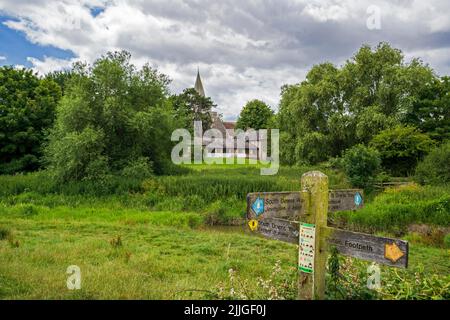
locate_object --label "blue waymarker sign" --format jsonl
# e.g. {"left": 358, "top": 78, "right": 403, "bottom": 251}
{"left": 354, "top": 192, "right": 363, "bottom": 207}
{"left": 251, "top": 197, "right": 265, "bottom": 216}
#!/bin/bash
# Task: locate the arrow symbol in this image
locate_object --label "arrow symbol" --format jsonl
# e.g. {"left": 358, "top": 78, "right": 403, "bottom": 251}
{"left": 384, "top": 242, "right": 404, "bottom": 263}
{"left": 248, "top": 219, "right": 258, "bottom": 231}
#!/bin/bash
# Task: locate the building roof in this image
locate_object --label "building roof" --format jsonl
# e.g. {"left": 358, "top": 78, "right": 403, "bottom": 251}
{"left": 223, "top": 122, "right": 236, "bottom": 130}
{"left": 194, "top": 69, "right": 205, "bottom": 97}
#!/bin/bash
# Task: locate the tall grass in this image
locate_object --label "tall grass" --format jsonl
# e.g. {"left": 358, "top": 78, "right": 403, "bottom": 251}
{"left": 333, "top": 184, "right": 450, "bottom": 233}
{"left": 0, "top": 166, "right": 350, "bottom": 225}
{"left": 0, "top": 171, "right": 144, "bottom": 196}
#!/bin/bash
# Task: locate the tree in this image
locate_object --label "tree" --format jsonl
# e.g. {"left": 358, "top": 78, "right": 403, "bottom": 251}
{"left": 236, "top": 99, "right": 274, "bottom": 130}
{"left": 44, "top": 51, "right": 178, "bottom": 181}
{"left": 169, "top": 88, "right": 215, "bottom": 132}
{"left": 342, "top": 144, "right": 381, "bottom": 189}
{"left": 45, "top": 70, "right": 74, "bottom": 96}
{"left": 0, "top": 66, "right": 61, "bottom": 173}
{"left": 404, "top": 76, "right": 450, "bottom": 142}
{"left": 277, "top": 42, "right": 438, "bottom": 165}
{"left": 370, "top": 126, "right": 435, "bottom": 176}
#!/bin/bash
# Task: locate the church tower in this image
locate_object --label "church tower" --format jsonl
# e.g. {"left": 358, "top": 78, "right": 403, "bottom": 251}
{"left": 194, "top": 68, "right": 205, "bottom": 97}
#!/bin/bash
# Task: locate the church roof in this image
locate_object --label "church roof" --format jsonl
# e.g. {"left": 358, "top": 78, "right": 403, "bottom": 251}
{"left": 194, "top": 69, "right": 205, "bottom": 97}
{"left": 223, "top": 122, "right": 236, "bottom": 130}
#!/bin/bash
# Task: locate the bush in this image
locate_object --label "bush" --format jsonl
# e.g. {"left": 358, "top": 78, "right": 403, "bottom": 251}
{"left": 342, "top": 144, "right": 381, "bottom": 189}
{"left": 370, "top": 126, "right": 435, "bottom": 176}
{"left": 415, "top": 141, "right": 450, "bottom": 185}
{"left": 121, "top": 157, "right": 153, "bottom": 180}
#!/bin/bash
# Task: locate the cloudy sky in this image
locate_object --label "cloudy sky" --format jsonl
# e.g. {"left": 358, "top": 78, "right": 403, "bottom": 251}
{"left": 0, "top": 0, "right": 449, "bottom": 120}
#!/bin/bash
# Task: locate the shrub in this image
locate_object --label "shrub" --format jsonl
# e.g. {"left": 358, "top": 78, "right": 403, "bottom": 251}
{"left": 415, "top": 141, "right": 450, "bottom": 185}
{"left": 45, "top": 126, "right": 107, "bottom": 182}
{"left": 342, "top": 144, "right": 381, "bottom": 189}
{"left": 370, "top": 126, "right": 435, "bottom": 176}
{"left": 121, "top": 157, "right": 153, "bottom": 180}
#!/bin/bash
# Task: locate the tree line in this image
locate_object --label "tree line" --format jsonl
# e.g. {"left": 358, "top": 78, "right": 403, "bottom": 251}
{"left": 0, "top": 51, "right": 214, "bottom": 181}
{"left": 236, "top": 43, "right": 449, "bottom": 186}
{"left": 0, "top": 43, "right": 448, "bottom": 186}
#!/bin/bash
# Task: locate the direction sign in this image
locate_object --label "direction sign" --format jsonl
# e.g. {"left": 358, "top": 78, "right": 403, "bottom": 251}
{"left": 248, "top": 220, "right": 408, "bottom": 268}
{"left": 328, "top": 189, "right": 364, "bottom": 212}
{"left": 246, "top": 189, "right": 364, "bottom": 220}
{"left": 247, "top": 192, "right": 304, "bottom": 220}
{"left": 322, "top": 226, "right": 408, "bottom": 268}
{"left": 254, "top": 218, "right": 299, "bottom": 244}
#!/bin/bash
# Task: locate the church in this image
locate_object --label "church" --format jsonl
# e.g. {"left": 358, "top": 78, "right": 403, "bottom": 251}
{"left": 193, "top": 70, "right": 260, "bottom": 159}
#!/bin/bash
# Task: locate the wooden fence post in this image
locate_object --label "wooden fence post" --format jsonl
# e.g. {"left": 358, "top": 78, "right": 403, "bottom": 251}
{"left": 298, "top": 171, "right": 329, "bottom": 300}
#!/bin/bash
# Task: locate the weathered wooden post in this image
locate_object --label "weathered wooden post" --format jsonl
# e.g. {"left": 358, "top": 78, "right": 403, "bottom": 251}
{"left": 298, "top": 171, "right": 328, "bottom": 300}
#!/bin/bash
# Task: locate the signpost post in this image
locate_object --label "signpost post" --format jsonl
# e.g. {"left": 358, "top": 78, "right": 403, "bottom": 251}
{"left": 246, "top": 171, "right": 409, "bottom": 300}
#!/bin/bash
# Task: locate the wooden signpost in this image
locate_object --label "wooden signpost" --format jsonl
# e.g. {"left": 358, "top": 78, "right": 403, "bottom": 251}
{"left": 246, "top": 171, "right": 409, "bottom": 300}
{"left": 246, "top": 189, "right": 364, "bottom": 220}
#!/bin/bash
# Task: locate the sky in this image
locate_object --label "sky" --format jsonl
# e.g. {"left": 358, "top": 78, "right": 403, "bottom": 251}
{"left": 0, "top": 0, "right": 449, "bottom": 120}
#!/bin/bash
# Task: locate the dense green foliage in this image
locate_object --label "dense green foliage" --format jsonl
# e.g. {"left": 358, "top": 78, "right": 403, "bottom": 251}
{"left": 342, "top": 144, "right": 381, "bottom": 189}
{"left": 415, "top": 140, "right": 450, "bottom": 185}
{"left": 44, "top": 51, "right": 182, "bottom": 181}
{"left": 169, "top": 87, "right": 215, "bottom": 132}
{"left": 45, "top": 70, "right": 74, "bottom": 96}
{"left": 277, "top": 43, "right": 440, "bottom": 165}
{"left": 0, "top": 67, "right": 61, "bottom": 174}
{"left": 370, "top": 126, "right": 435, "bottom": 176}
{"left": 405, "top": 76, "right": 450, "bottom": 142}
{"left": 236, "top": 99, "right": 274, "bottom": 130}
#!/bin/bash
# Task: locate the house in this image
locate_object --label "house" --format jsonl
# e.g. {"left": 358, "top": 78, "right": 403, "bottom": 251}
{"left": 193, "top": 70, "right": 260, "bottom": 159}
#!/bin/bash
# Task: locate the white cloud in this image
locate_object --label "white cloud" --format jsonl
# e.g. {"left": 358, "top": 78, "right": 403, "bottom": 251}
{"left": 0, "top": 0, "right": 449, "bottom": 118}
{"left": 301, "top": 2, "right": 350, "bottom": 22}
{"left": 0, "top": 56, "right": 6, "bottom": 61}
{"left": 26, "top": 56, "right": 79, "bottom": 74}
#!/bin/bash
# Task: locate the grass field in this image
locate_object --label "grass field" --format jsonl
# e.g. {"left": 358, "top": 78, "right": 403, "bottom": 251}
{"left": 0, "top": 164, "right": 449, "bottom": 300}
{"left": 0, "top": 207, "right": 448, "bottom": 299}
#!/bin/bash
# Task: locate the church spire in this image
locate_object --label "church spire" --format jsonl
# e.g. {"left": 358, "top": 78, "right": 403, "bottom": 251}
{"left": 194, "top": 68, "right": 205, "bottom": 97}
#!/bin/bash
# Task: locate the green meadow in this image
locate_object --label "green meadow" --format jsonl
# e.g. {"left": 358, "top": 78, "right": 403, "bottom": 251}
{"left": 0, "top": 164, "right": 449, "bottom": 300}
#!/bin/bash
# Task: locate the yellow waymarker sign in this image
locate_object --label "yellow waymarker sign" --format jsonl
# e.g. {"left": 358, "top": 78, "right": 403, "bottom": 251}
{"left": 385, "top": 242, "right": 405, "bottom": 263}
{"left": 248, "top": 219, "right": 258, "bottom": 231}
